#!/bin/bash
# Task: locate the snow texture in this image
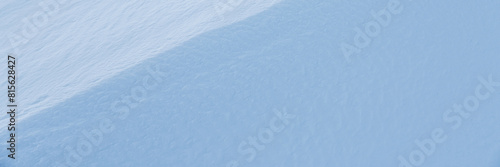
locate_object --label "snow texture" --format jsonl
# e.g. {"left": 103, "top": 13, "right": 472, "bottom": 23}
{"left": 1, "top": 0, "right": 500, "bottom": 166}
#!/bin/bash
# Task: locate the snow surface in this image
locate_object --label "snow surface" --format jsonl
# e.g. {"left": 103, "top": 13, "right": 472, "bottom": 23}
{"left": 1, "top": 0, "right": 500, "bottom": 166}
